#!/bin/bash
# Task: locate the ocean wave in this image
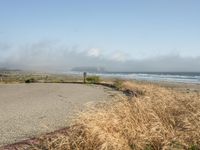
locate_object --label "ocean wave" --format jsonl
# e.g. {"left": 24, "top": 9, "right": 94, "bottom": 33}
{"left": 66, "top": 71, "right": 200, "bottom": 84}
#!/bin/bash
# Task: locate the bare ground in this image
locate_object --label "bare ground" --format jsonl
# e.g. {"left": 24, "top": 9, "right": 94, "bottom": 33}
{"left": 0, "top": 83, "right": 120, "bottom": 146}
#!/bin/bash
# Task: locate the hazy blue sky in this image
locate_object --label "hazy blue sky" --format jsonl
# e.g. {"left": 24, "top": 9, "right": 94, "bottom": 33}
{"left": 0, "top": 0, "right": 200, "bottom": 71}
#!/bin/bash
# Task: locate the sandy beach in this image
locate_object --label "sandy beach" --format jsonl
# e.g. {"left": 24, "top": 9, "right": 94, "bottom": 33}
{"left": 0, "top": 83, "right": 120, "bottom": 146}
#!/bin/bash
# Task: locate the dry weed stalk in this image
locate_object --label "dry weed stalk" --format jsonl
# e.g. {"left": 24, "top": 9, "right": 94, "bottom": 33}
{"left": 33, "top": 81, "right": 200, "bottom": 150}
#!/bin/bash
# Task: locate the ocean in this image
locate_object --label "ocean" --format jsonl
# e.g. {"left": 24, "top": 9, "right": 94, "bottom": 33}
{"left": 67, "top": 71, "right": 200, "bottom": 84}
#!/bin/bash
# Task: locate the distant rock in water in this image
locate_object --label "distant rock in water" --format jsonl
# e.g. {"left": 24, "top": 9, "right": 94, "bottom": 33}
{"left": 71, "top": 66, "right": 106, "bottom": 73}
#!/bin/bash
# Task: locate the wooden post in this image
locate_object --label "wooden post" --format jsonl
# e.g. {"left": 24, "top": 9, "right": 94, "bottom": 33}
{"left": 83, "top": 72, "right": 87, "bottom": 83}
{"left": 0, "top": 74, "right": 2, "bottom": 82}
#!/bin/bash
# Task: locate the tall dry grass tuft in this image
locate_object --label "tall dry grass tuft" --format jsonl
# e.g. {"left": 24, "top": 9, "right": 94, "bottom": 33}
{"left": 34, "top": 81, "right": 200, "bottom": 150}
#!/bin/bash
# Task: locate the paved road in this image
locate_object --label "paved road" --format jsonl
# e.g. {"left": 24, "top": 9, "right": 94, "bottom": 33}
{"left": 0, "top": 83, "right": 119, "bottom": 146}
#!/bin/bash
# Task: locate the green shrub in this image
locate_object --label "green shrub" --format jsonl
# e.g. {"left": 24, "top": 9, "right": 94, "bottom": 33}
{"left": 189, "top": 145, "right": 200, "bottom": 150}
{"left": 113, "top": 79, "right": 123, "bottom": 90}
{"left": 86, "top": 76, "right": 100, "bottom": 84}
{"left": 25, "top": 78, "right": 35, "bottom": 83}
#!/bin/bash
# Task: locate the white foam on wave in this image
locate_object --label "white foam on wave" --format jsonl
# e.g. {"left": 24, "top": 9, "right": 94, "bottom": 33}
{"left": 66, "top": 71, "right": 200, "bottom": 84}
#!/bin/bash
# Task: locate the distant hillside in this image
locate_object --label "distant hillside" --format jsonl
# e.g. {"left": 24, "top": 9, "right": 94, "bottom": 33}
{"left": 0, "top": 68, "right": 22, "bottom": 72}
{"left": 71, "top": 66, "right": 106, "bottom": 73}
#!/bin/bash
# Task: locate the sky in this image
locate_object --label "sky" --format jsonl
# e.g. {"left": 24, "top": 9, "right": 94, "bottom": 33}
{"left": 0, "top": 0, "right": 200, "bottom": 72}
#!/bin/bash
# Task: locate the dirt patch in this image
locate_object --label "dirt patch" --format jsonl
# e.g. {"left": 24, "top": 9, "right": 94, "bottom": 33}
{"left": 0, "top": 83, "right": 121, "bottom": 147}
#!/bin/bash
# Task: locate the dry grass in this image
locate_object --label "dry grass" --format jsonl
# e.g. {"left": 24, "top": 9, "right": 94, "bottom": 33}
{"left": 27, "top": 81, "right": 200, "bottom": 149}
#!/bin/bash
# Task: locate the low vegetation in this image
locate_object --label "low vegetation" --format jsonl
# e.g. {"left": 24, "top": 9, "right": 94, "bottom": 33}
{"left": 25, "top": 78, "right": 36, "bottom": 83}
{"left": 86, "top": 76, "right": 100, "bottom": 84}
{"left": 28, "top": 81, "right": 200, "bottom": 150}
{"left": 0, "top": 71, "right": 81, "bottom": 83}
{"left": 113, "top": 79, "right": 123, "bottom": 90}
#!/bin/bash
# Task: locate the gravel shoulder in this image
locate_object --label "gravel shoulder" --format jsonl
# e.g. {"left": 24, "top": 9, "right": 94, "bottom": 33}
{"left": 0, "top": 83, "right": 120, "bottom": 146}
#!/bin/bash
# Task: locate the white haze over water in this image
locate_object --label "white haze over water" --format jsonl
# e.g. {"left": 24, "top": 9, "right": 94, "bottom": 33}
{"left": 1, "top": 40, "right": 200, "bottom": 84}
{"left": 0, "top": 41, "right": 200, "bottom": 73}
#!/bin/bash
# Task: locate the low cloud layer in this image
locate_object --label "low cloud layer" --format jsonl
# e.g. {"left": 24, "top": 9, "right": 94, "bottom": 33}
{"left": 0, "top": 41, "right": 200, "bottom": 72}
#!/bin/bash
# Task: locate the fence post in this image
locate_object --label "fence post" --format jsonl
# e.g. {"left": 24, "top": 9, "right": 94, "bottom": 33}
{"left": 83, "top": 72, "right": 87, "bottom": 83}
